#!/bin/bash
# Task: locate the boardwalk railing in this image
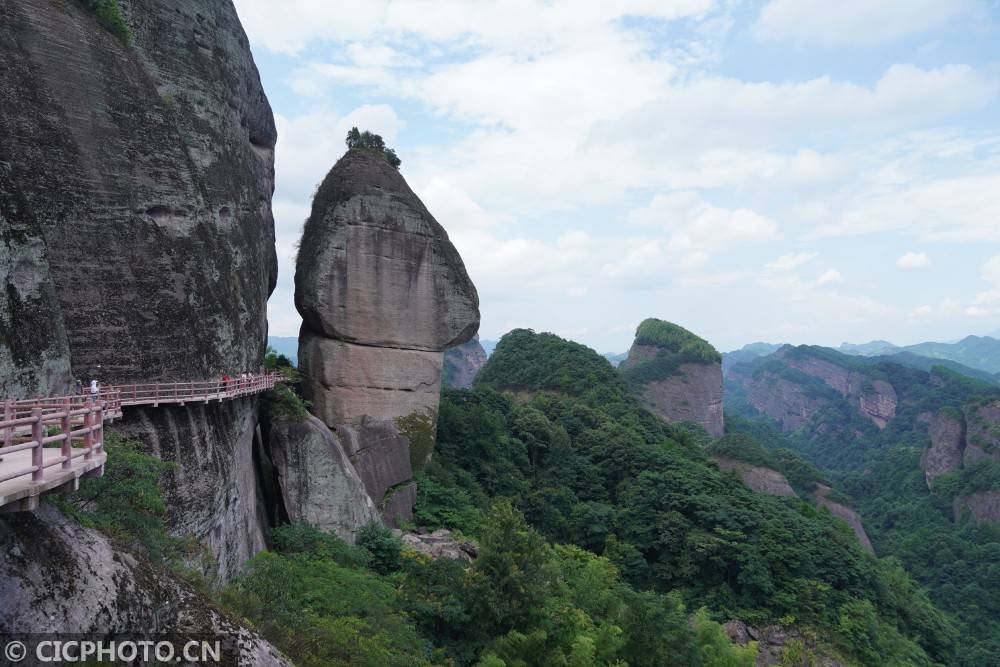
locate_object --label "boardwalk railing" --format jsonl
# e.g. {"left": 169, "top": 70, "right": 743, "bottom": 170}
{"left": 0, "top": 371, "right": 283, "bottom": 511}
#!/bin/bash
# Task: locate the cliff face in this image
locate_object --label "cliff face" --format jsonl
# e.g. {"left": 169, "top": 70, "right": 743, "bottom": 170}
{"left": 0, "top": 0, "right": 277, "bottom": 577}
{"left": 812, "top": 484, "right": 874, "bottom": 554}
{"left": 443, "top": 335, "right": 489, "bottom": 389}
{"left": 295, "top": 149, "right": 480, "bottom": 523}
{"left": 619, "top": 320, "right": 724, "bottom": 437}
{"left": 921, "top": 409, "right": 966, "bottom": 487}
{"left": 726, "top": 346, "right": 897, "bottom": 433}
{"left": 712, "top": 457, "right": 796, "bottom": 497}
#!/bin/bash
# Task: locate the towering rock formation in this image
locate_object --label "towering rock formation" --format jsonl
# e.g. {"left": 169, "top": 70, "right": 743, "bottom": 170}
{"left": 0, "top": 0, "right": 276, "bottom": 578}
{"left": 295, "top": 149, "right": 480, "bottom": 523}
{"left": 443, "top": 335, "right": 489, "bottom": 388}
{"left": 619, "top": 318, "right": 724, "bottom": 437}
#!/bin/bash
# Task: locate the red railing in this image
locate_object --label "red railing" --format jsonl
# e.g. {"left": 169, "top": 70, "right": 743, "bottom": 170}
{"left": 0, "top": 397, "right": 104, "bottom": 486}
{"left": 0, "top": 372, "right": 282, "bottom": 507}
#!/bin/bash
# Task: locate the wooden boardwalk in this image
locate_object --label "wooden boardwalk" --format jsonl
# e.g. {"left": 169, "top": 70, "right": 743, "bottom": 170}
{"left": 0, "top": 372, "right": 282, "bottom": 512}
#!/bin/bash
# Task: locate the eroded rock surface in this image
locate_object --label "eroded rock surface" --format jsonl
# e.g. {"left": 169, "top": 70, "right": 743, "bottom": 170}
{"left": 713, "top": 457, "right": 797, "bottom": 498}
{"left": 723, "top": 620, "right": 846, "bottom": 667}
{"left": 813, "top": 484, "right": 874, "bottom": 555}
{"left": 921, "top": 409, "right": 965, "bottom": 487}
{"left": 264, "top": 415, "right": 378, "bottom": 542}
{"left": 295, "top": 150, "right": 479, "bottom": 521}
{"left": 963, "top": 400, "right": 1000, "bottom": 465}
{"left": 114, "top": 399, "right": 265, "bottom": 581}
{"left": 396, "top": 528, "right": 478, "bottom": 562}
{"left": 444, "top": 335, "right": 489, "bottom": 389}
{"left": 0, "top": 507, "right": 289, "bottom": 666}
{"left": 954, "top": 491, "right": 1000, "bottom": 524}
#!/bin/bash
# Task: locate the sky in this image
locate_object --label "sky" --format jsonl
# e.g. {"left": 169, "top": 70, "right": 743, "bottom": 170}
{"left": 233, "top": 0, "right": 1000, "bottom": 354}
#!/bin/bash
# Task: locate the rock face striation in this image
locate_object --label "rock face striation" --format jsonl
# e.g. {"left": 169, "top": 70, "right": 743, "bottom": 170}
{"left": 619, "top": 319, "right": 723, "bottom": 437}
{"left": 443, "top": 335, "right": 489, "bottom": 389}
{"left": 0, "top": 506, "right": 289, "bottom": 666}
{"left": 0, "top": 0, "right": 277, "bottom": 578}
{"left": 295, "top": 149, "right": 480, "bottom": 523}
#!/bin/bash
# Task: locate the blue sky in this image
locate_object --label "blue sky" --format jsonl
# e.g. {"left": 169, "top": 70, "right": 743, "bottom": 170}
{"left": 233, "top": 0, "right": 1000, "bottom": 353}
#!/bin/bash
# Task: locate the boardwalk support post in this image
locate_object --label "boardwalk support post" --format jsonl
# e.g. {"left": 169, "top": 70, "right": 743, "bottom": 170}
{"left": 31, "top": 408, "right": 43, "bottom": 482}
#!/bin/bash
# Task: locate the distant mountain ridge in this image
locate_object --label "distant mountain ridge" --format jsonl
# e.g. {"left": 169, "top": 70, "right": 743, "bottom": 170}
{"left": 838, "top": 335, "right": 1000, "bottom": 374}
{"left": 725, "top": 335, "right": 1000, "bottom": 382}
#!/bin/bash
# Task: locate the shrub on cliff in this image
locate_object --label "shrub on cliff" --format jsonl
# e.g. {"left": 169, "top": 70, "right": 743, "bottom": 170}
{"left": 345, "top": 127, "right": 402, "bottom": 169}
{"left": 80, "top": 0, "right": 131, "bottom": 44}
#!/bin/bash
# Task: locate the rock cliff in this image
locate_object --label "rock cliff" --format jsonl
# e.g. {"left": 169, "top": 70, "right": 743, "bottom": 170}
{"left": 443, "top": 335, "right": 489, "bottom": 388}
{"left": 712, "top": 457, "right": 797, "bottom": 498}
{"left": 295, "top": 149, "right": 479, "bottom": 523}
{"left": 812, "top": 484, "right": 874, "bottom": 554}
{"left": 726, "top": 345, "right": 897, "bottom": 433}
{"left": 619, "top": 319, "right": 724, "bottom": 437}
{"left": 262, "top": 415, "right": 379, "bottom": 541}
{"left": 921, "top": 409, "right": 966, "bottom": 487}
{"left": 0, "top": 506, "right": 289, "bottom": 666}
{"left": 0, "top": 0, "right": 276, "bottom": 578}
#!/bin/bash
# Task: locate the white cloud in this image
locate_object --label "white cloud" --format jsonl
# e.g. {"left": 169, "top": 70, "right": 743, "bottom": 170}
{"left": 753, "top": 0, "right": 975, "bottom": 46}
{"left": 909, "top": 305, "right": 933, "bottom": 318}
{"left": 896, "top": 252, "right": 931, "bottom": 270}
{"left": 817, "top": 269, "right": 844, "bottom": 285}
{"left": 628, "top": 192, "right": 779, "bottom": 252}
{"left": 766, "top": 252, "right": 818, "bottom": 271}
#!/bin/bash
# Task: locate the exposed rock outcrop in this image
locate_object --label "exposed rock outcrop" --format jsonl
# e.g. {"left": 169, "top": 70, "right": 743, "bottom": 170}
{"left": 263, "top": 415, "right": 378, "bottom": 542}
{"left": 619, "top": 319, "right": 723, "bottom": 437}
{"left": 713, "top": 457, "right": 796, "bottom": 498}
{"left": 443, "top": 335, "right": 489, "bottom": 389}
{"left": 295, "top": 149, "right": 479, "bottom": 522}
{"left": 0, "top": 0, "right": 277, "bottom": 578}
{"left": 954, "top": 491, "right": 1000, "bottom": 524}
{"left": 813, "top": 484, "right": 874, "bottom": 554}
{"left": 0, "top": 506, "right": 289, "bottom": 666}
{"left": 963, "top": 400, "right": 1000, "bottom": 465}
{"left": 723, "top": 620, "right": 846, "bottom": 666}
{"left": 921, "top": 409, "right": 965, "bottom": 487}
{"left": 396, "top": 528, "right": 478, "bottom": 562}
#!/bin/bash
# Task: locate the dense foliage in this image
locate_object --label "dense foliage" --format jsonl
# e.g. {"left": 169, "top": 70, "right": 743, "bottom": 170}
{"left": 345, "top": 126, "right": 402, "bottom": 169}
{"left": 420, "top": 329, "right": 957, "bottom": 665}
{"left": 224, "top": 513, "right": 758, "bottom": 667}
{"left": 633, "top": 318, "right": 721, "bottom": 364}
{"left": 262, "top": 346, "right": 311, "bottom": 421}
{"left": 726, "top": 347, "right": 1000, "bottom": 665}
{"left": 80, "top": 0, "right": 131, "bottom": 44}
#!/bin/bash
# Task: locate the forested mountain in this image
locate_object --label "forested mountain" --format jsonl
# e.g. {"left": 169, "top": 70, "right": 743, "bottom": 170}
{"left": 410, "top": 329, "right": 957, "bottom": 665}
{"left": 726, "top": 344, "right": 1000, "bottom": 665}
{"left": 838, "top": 335, "right": 1000, "bottom": 375}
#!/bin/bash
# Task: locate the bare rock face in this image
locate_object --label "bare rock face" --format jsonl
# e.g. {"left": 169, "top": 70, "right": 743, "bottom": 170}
{"left": 295, "top": 150, "right": 478, "bottom": 352}
{"left": 921, "top": 409, "right": 966, "bottom": 487}
{"left": 0, "top": 507, "right": 290, "bottom": 666}
{"left": 724, "top": 621, "right": 846, "bottom": 666}
{"left": 812, "top": 484, "right": 874, "bottom": 555}
{"left": 859, "top": 379, "right": 897, "bottom": 429}
{"left": 298, "top": 332, "right": 444, "bottom": 428}
{"left": 114, "top": 399, "right": 265, "bottom": 581}
{"left": 619, "top": 320, "right": 724, "bottom": 437}
{"left": 954, "top": 491, "right": 1000, "bottom": 524}
{"left": 264, "top": 415, "right": 379, "bottom": 542}
{"left": 713, "top": 457, "right": 797, "bottom": 498}
{"left": 295, "top": 150, "right": 480, "bottom": 522}
{"left": 0, "top": 0, "right": 277, "bottom": 581}
{"left": 397, "top": 528, "right": 478, "bottom": 562}
{"left": 963, "top": 400, "right": 1000, "bottom": 465}
{"left": 443, "top": 335, "right": 489, "bottom": 389}
{"left": 0, "top": 0, "right": 277, "bottom": 383}
{"left": 0, "top": 176, "right": 72, "bottom": 398}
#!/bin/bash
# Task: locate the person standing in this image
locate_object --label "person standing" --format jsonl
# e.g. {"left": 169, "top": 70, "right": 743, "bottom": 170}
{"left": 89, "top": 378, "right": 99, "bottom": 404}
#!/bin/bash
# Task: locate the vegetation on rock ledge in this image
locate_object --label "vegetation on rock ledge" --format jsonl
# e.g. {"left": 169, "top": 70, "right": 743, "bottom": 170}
{"left": 345, "top": 127, "right": 401, "bottom": 169}
{"left": 80, "top": 0, "right": 131, "bottom": 45}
